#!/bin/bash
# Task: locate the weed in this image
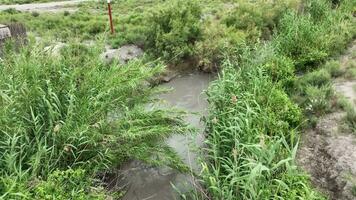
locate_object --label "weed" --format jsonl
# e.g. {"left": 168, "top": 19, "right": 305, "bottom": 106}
{"left": 145, "top": 0, "right": 202, "bottom": 62}
{"left": 0, "top": 41, "right": 188, "bottom": 198}
{"left": 325, "top": 60, "right": 344, "bottom": 78}
{"left": 345, "top": 62, "right": 356, "bottom": 79}
{"left": 352, "top": 185, "right": 356, "bottom": 197}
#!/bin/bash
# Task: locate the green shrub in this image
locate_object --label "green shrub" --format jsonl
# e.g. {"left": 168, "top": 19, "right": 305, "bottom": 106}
{"left": 304, "top": 0, "right": 332, "bottom": 21}
{"left": 31, "top": 11, "right": 40, "bottom": 18}
{"left": 33, "top": 169, "right": 107, "bottom": 200}
{"left": 145, "top": 0, "right": 202, "bottom": 62}
{"left": 222, "top": 0, "right": 301, "bottom": 42}
{"left": 274, "top": 12, "right": 329, "bottom": 70}
{"left": 352, "top": 185, "right": 356, "bottom": 197}
{"left": 261, "top": 53, "right": 295, "bottom": 83}
{"left": 299, "top": 69, "right": 331, "bottom": 89}
{"left": 325, "top": 60, "right": 343, "bottom": 78}
{"left": 268, "top": 88, "right": 302, "bottom": 129}
{"left": 304, "top": 85, "right": 334, "bottom": 116}
{"left": 196, "top": 21, "right": 247, "bottom": 72}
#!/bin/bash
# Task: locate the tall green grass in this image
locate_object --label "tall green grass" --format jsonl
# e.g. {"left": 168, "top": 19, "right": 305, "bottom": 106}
{"left": 202, "top": 46, "right": 323, "bottom": 200}
{"left": 201, "top": 0, "right": 355, "bottom": 199}
{"left": 0, "top": 41, "right": 188, "bottom": 198}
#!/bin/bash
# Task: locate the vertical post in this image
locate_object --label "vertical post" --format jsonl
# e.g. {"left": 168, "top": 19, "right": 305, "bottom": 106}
{"left": 107, "top": 0, "right": 114, "bottom": 34}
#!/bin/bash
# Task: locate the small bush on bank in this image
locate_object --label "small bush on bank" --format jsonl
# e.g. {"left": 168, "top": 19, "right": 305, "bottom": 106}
{"left": 196, "top": 21, "right": 247, "bottom": 72}
{"left": 145, "top": 0, "right": 202, "bottom": 62}
{"left": 304, "top": 85, "right": 334, "bottom": 116}
{"left": 325, "top": 60, "right": 344, "bottom": 78}
{"left": 274, "top": 0, "right": 355, "bottom": 71}
{"left": 274, "top": 12, "right": 329, "bottom": 70}
{"left": 222, "top": 0, "right": 301, "bottom": 42}
{"left": 299, "top": 69, "right": 332, "bottom": 89}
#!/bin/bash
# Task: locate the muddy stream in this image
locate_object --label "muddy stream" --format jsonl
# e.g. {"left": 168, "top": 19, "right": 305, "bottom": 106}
{"left": 106, "top": 72, "right": 213, "bottom": 200}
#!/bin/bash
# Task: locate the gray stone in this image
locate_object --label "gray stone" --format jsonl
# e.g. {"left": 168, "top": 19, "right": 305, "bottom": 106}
{"left": 101, "top": 45, "right": 143, "bottom": 64}
{"left": 44, "top": 42, "right": 66, "bottom": 57}
{"left": 0, "top": 24, "right": 11, "bottom": 40}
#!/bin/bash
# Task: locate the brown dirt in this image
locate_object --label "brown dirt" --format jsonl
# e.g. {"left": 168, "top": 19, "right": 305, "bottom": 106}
{"left": 297, "top": 43, "right": 356, "bottom": 200}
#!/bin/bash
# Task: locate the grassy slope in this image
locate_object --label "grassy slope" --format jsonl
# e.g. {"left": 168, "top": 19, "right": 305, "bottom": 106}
{"left": 201, "top": 0, "right": 355, "bottom": 199}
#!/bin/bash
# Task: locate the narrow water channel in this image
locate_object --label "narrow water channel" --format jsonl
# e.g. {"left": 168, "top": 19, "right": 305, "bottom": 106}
{"left": 113, "top": 72, "right": 213, "bottom": 200}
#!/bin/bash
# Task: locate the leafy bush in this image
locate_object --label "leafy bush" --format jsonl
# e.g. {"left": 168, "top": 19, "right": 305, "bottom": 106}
{"left": 304, "top": 85, "right": 334, "bottom": 116}
{"left": 145, "top": 0, "right": 202, "bottom": 62}
{"left": 274, "top": 0, "right": 355, "bottom": 71}
{"left": 33, "top": 169, "right": 107, "bottom": 200}
{"left": 261, "top": 52, "right": 295, "bottom": 83}
{"left": 196, "top": 21, "right": 247, "bottom": 72}
{"left": 274, "top": 12, "right": 329, "bottom": 70}
{"left": 299, "top": 69, "right": 331, "bottom": 89}
{"left": 223, "top": 0, "right": 301, "bottom": 41}
{"left": 325, "top": 60, "right": 343, "bottom": 78}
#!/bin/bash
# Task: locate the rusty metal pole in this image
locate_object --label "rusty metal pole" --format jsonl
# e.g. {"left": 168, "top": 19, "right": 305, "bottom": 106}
{"left": 107, "top": 0, "right": 114, "bottom": 34}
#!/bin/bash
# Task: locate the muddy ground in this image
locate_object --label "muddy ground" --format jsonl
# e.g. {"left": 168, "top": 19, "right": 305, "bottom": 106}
{"left": 297, "top": 43, "right": 356, "bottom": 200}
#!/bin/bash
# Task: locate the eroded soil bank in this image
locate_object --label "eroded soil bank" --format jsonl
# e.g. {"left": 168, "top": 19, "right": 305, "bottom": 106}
{"left": 297, "top": 43, "right": 356, "bottom": 200}
{"left": 104, "top": 72, "right": 213, "bottom": 200}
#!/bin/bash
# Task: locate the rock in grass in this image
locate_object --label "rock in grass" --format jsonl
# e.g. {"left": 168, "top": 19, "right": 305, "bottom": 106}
{"left": 44, "top": 42, "right": 67, "bottom": 57}
{"left": 0, "top": 24, "right": 11, "bottom": 41}
{"left": 101, "top": 45, "right": 143, "bottom": 65}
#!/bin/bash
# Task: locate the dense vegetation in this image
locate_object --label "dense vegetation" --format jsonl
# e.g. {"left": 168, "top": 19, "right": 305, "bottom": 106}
{"left": 0, "top": 42, "right": 189, "bottom": 198}
{"left": 201, "top": 0, "right": 355, "bottom": 199}
{"left": 0, "top": 0, "right": 355, "bottom": 199}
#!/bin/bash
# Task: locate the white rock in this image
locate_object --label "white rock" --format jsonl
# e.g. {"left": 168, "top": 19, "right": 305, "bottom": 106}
{"left": 101, "top": 45, "right": 143, "bottom": 64}
{"left": 44, "top": 42, "right": 67, "bottom": 57}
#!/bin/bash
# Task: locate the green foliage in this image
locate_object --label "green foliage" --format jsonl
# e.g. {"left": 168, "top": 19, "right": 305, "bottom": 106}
{"left": 201, "top": 0, "right": 355, "bottom": 199}
{"left": 261, "top": 51, "right": 295, "bottom": 83}
{"left": 274, "top": 0, "right": 355, "bottom": 71}
{"left": 202, "top": 58, "right": 322, "bottom": 199}
{"left": 352, "top": 185, "right": 356, "bottom": 197}
{"left": 325, "top": 60, "right": 343, "bottom": 78}
{"left": 196, "top": 21, "right": 247, "bottom": 72}
{"left": 145, "top": 0, "right": 202, "bottom": 62}
{"left": 304, "top": 85, "right": 334, "bottom": 116}
{"left": 346, "top": 107, "right": 356, "bottom": 133}
{"left": 0, "top": 41, "right": 188, "bottom": 197}
{"left": 274, "top": 12, "right": 329, "bottom": 70}
{"left": 33, "top": 169, "right": 106, "bottom": 200}
{"left": 299, "top": 69, "right": 332, "bottom": 89}
{"left": 223, "top": 0, "right": 301, "bottom": 41}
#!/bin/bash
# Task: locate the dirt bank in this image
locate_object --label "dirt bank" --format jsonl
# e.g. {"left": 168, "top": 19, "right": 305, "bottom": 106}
{"left": 0, "top": 0, "right": 88, "bottom": 13}
{"left": 297, "top": 43, "right": 356, "bottom": 200}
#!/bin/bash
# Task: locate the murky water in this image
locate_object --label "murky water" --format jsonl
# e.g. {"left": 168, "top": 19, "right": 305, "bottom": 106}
{"left": 108, "top": 72, "right": 213, "bottom": 200}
